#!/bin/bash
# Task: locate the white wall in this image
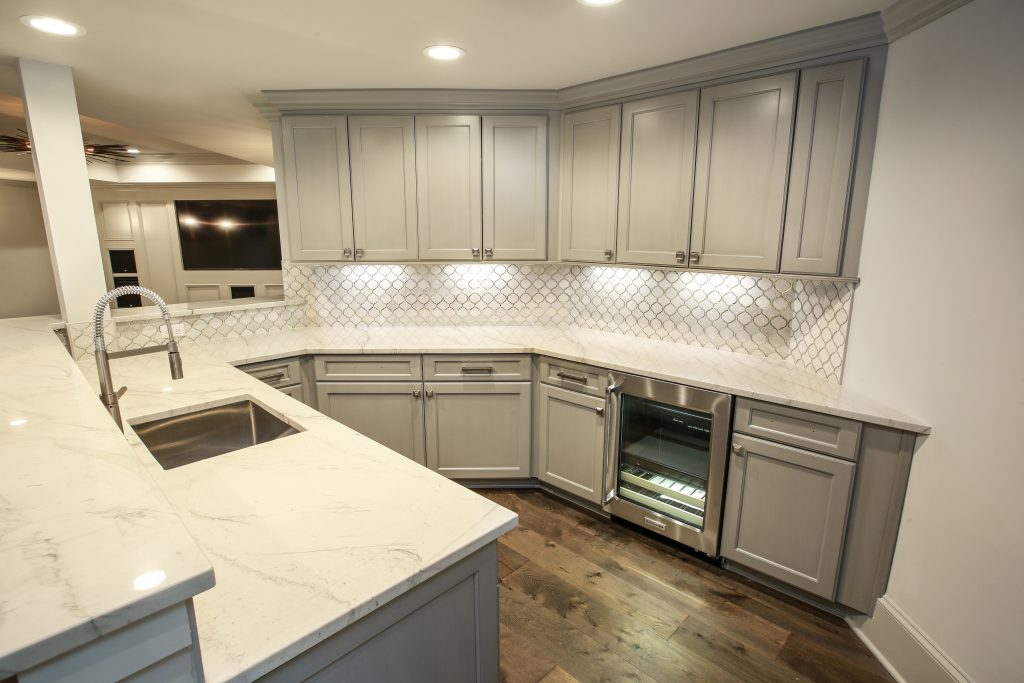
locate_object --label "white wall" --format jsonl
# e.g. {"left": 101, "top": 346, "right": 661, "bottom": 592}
{"left": 0, "top": 181, "right": 60, "bottom": 318}
{"left": 843, "top": 0, "right": 1024, "bottom": 680}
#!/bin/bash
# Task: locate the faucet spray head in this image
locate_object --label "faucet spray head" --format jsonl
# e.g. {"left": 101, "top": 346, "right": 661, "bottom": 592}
{"left": 167, "top": 340, "right": 184, "bottom": 380}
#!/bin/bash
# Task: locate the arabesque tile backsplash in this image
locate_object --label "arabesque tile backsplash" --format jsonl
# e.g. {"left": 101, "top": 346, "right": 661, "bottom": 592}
{"left": 67, "top": 261, "right": 853, "bottom": 382}
{"left": 284, "top": 262, "right": 854, "bottom": 382}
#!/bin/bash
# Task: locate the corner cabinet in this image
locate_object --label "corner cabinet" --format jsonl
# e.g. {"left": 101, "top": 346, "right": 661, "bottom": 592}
{"left": 281, "top": 115, "right": 355, "bottom": 261}
{"left": 536, "top": 383, "right": 606, "bottom": 504}
{"left": 690, "top": 73, "right": 797, "bottom": 272}
{"left": 415, "top": 115, "right": 483, "bottom": 260}
{"left": 482, "top": 115, "right": 548, "bottom": 260}
{"left": 616, "top": 91, "right": 699, "bottom": 267}
{"left": 721, "top": 433, "right": 854, "bottom": 600}
{"left": 559, "top": 105, "right": 621, "bottom": 262}
{"left": 781, "top": 60, "right": 865, "bottom": 275}
{"left": 348, "top": 116, "right": 419, "bottom": 261}
{"left": 424, "top": 381, "right": 532, "bottom": 479}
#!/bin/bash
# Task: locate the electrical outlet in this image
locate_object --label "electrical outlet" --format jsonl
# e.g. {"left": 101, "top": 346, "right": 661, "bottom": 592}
{"left": 171, "top": 322, "right": 187, "bottom": 336}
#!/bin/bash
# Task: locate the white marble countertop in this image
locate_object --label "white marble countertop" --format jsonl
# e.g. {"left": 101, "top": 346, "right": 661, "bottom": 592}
{"left": 0, "top": 317, "right": 215, "bottom": 677}
{"left": 196, "top": 325, "right": 929, "bottom": 433}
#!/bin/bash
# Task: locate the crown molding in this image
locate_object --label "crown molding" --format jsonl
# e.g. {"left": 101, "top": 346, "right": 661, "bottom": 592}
{"left": 881, "top": 0, "right": 973, "bottom": 41}
{"left": 132, "top": 152, "right": 250, "bottom": 166}
{"left": 255, "top": 13, "right": 888, "bottom": 120}
{"left": 557, "top": 13, "right": 886, "bottom": 108}
{"left": 258, "top": 89, "right": 559, "bottom": 119}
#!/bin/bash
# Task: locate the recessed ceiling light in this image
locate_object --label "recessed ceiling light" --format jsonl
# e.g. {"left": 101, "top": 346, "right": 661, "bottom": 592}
{"left": 423, "top": 45, "right": 465, "bottom": 61}
{"left": 20, "top": 15, "right": 86, "bottom": 36}
{"left": 126, "top": 147, "right": 140, "bottom": 154}
{"left": 577, "top": 0, "right": 622, "bottom": 6}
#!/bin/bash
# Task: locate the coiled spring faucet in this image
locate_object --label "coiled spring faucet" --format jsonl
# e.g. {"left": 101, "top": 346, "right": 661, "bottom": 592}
{"left": 94, "top": 286, "right": 183, "bottom": 431}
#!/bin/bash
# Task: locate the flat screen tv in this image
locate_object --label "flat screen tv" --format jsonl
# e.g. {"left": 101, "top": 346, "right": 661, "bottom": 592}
{"left": 175, "top": 199, "right": 282, "bottom": 270}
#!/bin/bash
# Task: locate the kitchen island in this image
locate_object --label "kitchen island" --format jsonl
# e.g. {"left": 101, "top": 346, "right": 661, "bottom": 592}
{"left": 0, "top": 316, "right": 517, "bottom": 683}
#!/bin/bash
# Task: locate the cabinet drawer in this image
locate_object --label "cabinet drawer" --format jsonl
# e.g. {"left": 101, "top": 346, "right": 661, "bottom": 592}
{"left": 424, "top": 355, "right": 531, "bottom": 382}
{"left": 238, "top": 357, "right": 302, "bottom": 388}
{"left": 538, "top": 357, "right": 609, "bottom": 397}
{"left": 315, "top": 355, "right": 423, "bottom": 381}
{"left": 734, "top": 398, "right": 861, "bottom": 461}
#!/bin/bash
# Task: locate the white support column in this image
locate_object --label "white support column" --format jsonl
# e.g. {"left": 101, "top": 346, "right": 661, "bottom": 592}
{"left": 18, "top": 59, "right": 107, "bottom": 324}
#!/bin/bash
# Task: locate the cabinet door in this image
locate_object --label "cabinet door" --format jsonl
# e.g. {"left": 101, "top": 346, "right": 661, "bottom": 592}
{"left": 482, "top": 115, "right": 547, "bottom": 261}
{"left": 721, "top": 434, "right": 854, "bottom": 599}
{"left": 616, "top": 91, "right": 698, "bottom": 266}
{"left": 559, "top": 105, "right": 621, "bottom": 263}
{"left": 781, "top": 60, "right": 865, "bottom": 275}
{"left": 415, "top": 115, "right": 482, "bottom": 260}
{"left": 424, "top": 382, "right": 531, "bottom": 479}
{"left": 281, "top": 116, "right": 355, "bottom": 261}
{"left": 691, "top": 73, "right": 797, "bottom": 272}
{"left": 317, "top": 382, "right": 426, "bottom": 465}
{"left": 536, "top": 384, "right": 606, "bottom": 504}
{"left": 348, "top": 116, "right": 419, "bottom": 261}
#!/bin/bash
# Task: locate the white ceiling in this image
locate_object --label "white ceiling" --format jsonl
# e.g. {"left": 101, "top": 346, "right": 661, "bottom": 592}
{"left": 0, "top": 0, "right": 892, "bottom": 166}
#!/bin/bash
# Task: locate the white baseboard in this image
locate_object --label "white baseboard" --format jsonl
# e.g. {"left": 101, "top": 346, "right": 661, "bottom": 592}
{"left": 847, "top": 597, "right": 971, "bottom": 683}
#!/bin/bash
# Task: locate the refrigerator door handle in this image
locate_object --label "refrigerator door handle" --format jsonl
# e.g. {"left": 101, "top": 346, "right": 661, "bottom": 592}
{"left": 602, "top": 376, "right": 624, "bottom": 506}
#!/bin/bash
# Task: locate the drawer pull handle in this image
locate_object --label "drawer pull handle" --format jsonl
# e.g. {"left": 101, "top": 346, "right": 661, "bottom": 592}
{"left": 258, "top": 372, "right": 286, "bottom": 383}
{"left": 461, "top": 366, "right": 494, "bottom": 375}
{"left": 556, "top": 371, "right": 588, "bottom": 384}
{"left": 644, "top": 516, "right": 667, "bottom": 531}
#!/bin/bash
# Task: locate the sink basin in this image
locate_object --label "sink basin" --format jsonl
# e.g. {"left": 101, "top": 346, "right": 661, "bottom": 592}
{"left": 132, "top": 399, "right": 300, "bottom": 470}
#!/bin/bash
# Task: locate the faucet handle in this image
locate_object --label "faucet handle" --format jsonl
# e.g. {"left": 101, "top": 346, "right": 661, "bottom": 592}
{"left": 116, "top": 386, "right": 128, "bottom": 399}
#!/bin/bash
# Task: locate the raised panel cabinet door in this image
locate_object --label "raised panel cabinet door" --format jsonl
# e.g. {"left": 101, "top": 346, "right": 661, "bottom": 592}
{"left": 316, "top": 382, "right": 426, "bottom": 466}
{"left": 424, "top": 382, "right": 531, "bottom": 479}
{"left": 482, "top": 115, "right": 548, "bottom": 260}
{"left": 281, "top": 116, "right": 355, "bottom": 261}
{"left": 721, "top": 434, "right": 854, "bottom": 600}
{"left": 536, "top": 384, "right": 606, "bottom": 504}
{"left": 781, "top": 60, "right": 865, "bottom": 275}
{"left": 616, "top": 91, "right": 699, "bottom": 266}
{"left": 691, "top": 73, "right": 797, "bottom": 272}
{"left": 415, "top": 115, "right": 482, "bottom": 260}
{"left": 559, "top": 105, "right": 621, "bottom": 262}
{"left": 348, "top": 116, "right": 419, "bottom": 261}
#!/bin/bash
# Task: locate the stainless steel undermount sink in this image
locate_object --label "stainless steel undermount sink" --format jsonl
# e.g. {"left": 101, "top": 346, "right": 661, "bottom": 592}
{"left": 132, "top": 399, "right": 300, "bottom": 470}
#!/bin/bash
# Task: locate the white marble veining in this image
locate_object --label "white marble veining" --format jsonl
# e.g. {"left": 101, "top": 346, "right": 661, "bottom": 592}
{"left": 89, "top": 350, "right": 517, "bottom": 683}
{"left": 196, "top": 325, "right": 929, "bottom": 433}
{"left": 0, "top": 317, "right": 215, "bottom": 677}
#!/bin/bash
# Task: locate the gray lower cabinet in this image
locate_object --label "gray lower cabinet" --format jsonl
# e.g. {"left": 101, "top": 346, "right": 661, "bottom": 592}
{"left": 721, "top": 433, "right": 854, "bottom": 600}
{"left": 260, "top": 543, "right": 498, "bottom": 683}
{"left": 424, "top": 381, "right": 532, "bottom": 479}
{"left": 535, "top": 384, "right": 606, "bottom": 504}
{"left": 317, "top": 382, "right": 426, "bottom": 466}
{"left": 238, "top": 357, "right": 312, "bottom": 407}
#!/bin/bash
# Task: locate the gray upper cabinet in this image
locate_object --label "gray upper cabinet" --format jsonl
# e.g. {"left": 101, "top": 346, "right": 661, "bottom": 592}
{"left": 559, "top": 105, "right": 621, "bottom": 263}
{"left": 781, "top": 60, "right": 865, "bottom": 275}
{"left": 721, "top": 433, "right": 854, "bottom": 600}
{"left": 281, "top": 116, "right": 355, "bottom": 262}
{"left": 415, "top": 115, "right": 483, "bottom": 261}
{"left": 691, "top": 73, "right": 797, "bottom": 272}
{"left": 348, "top": 116, "right": 419, "bottom": 262}
{"left": 482, "top": 115, "right": 548, "bottom": 261}
{"left": 425, "top": 382, "right": 532, "bottom": 479}
{"left": 535, "top": 384, "right": 606, "bottom": 504}
{"left": 616, "top": 91, "right": 699, "bottom": 267}
{"left": 317, "top": 381, "right": 426, "bottom": 466}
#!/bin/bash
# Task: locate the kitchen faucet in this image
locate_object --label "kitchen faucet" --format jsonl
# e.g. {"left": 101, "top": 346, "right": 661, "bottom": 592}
{"left": 94, "top": 286, "right": 183, "bottom": 431}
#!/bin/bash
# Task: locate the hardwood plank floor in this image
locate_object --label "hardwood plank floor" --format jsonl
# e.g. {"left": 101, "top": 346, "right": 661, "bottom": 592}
{"left": 480, "top": 489, "right": 893, "bottom": 683}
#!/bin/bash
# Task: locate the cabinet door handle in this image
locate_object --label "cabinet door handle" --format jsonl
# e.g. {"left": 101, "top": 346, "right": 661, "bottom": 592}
{"left": 412, "top": 389, "right": 421, "bottom": 398}
{"left": 595, "top": 407, "right": 605, "bottom": 417}
{"left": 425, "top": 389, "right": 435, "bottom": 398}
{"left": 355, "top": 248, "right": 365, "bottom": 258}
{"left": 604, "top": 249, "right": 614, "bottom": 260}
{"left": 556, "top": 371, "right": 588, "bottom": 384}
{"left": 484, "top": 248, "right": 494, "bottom": 258}
{"left": 342, "top": 248, "right": 353, "bottom": 258}
{"left": 732, "top": 442, "right": 744, "bottom": 457}
{"left": 690, "top": 252, "right": 701, "bottom": 265}
{"left": 675, "top": 251, "right": 687, "bottom": 264}
{"left": 461, "top": 366, "right": 494, "bottom": 375}
{"left": 471, "top": 248, "right": 481, "bottom": 257}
